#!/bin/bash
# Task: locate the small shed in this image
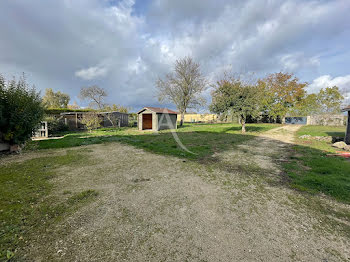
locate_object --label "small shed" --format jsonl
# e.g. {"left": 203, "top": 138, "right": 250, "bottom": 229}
{"left": 137, "top": 107, "right": 178, "bottom": 131}
{"left": 342, "top": 105, "right": 350, "bottom": 144}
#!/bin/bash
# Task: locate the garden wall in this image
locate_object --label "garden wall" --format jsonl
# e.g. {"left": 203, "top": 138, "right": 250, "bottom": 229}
{"left": 307, "top": 114, "right": 346, "bottom": 126}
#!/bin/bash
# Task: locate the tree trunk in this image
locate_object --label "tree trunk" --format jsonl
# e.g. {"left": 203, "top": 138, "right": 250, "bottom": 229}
{"left": 241, "top": 118, "right": 246, "bottom": 133}
{"left": 180, "top": 112, "right": 185, "bottom": 126}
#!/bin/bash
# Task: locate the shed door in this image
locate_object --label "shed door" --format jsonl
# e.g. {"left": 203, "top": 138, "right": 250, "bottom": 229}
{"left": 142, "top": 114, "right": 152, "bottom": 130}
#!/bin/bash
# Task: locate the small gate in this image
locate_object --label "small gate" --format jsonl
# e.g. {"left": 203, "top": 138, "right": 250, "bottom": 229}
{"left": 285, "top": 117, "right": 307, "bottom": 125}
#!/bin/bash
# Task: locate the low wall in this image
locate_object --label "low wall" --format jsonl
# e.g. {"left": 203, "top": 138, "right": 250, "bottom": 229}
{"left": 178, "top": 114, "right": 218, "bottom": 123}
{"left": 307, "top": 115, "right": 346, "bottom": 126}
{"left": 0, "top": 142, "right": 10, "bottom": 152}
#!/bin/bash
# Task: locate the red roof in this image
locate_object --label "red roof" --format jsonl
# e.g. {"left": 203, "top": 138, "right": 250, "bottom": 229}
{"left": 137, "top": 107, "right": 178, "bottom": 114}
{"left": 342, "top": 105, "right": 350, "bottom": 112}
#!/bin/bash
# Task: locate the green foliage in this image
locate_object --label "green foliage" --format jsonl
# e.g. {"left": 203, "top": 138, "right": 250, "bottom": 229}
{"left": 210, "top": 77, "right": 261, "bottom": 132}
{"left": 290, "top": 86, "right": 344, "bottom": 116}
{"left": 291, "top": 93, "right": 320, "bottom": 116}
{"left": 103, "top": 104, "right": 129, "bottom": 113}
{"left": 318, "top": 86, "right": 344, "bottom": 114}
{"left": 258, "top": 72, "right": 307, "bottom": 120}
{"left": 44, "top": 108, "right": 94, "bottom": 115}
{"left": 80, "top": 112, "right": 101, "bottom": 132}
{"left": 42, "top": 88, "right": 70, "bottom": 108}
{"left": 44, "top": 116, "right": 69, "bottom": 135}
{"left": 128, "top": 113, "right": 138, "bottom": 127}
{"left": 0, "top": 74, "right": 44, "bottom": 145}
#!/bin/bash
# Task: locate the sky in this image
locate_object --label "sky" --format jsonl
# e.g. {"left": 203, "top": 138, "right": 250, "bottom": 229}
{"left": 0, "top": 0, "right": 349, "bottom": 111}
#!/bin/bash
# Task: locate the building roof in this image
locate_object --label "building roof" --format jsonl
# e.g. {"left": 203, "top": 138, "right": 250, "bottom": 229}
{"left": 342, "top": 105, "right": 350, "bottom": 112}
{"left": 137, "top": 107, "right": 178, "bottom": 114}
{"left": 60, "top": 111, "right": 128, "bottom": 115}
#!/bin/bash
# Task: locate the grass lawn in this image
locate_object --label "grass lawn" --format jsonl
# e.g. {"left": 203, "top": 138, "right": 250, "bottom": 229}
{"left": 283, "top": 125, "right": 350, "bottom": 203}
{"left": 0, "top": 150, "right": 98, "bottom": 261}
{"left": 26, "top": 123, "right": 279, "bottom": 160}
{"left": 297, "top": 125, "right": 345, "bottom": 138}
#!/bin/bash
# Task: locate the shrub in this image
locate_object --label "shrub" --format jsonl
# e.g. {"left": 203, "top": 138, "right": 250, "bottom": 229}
{"left": 0, "top": 74, "right": 44, "bottom": 145}
{"left": 80, "top": 112, "right": 101, "bottom": 132}
{"left": 45, "top": 116, "right": 69, "bottom": 135}
{"left": 44, "top": 108, "right": 94, "bottom": 115}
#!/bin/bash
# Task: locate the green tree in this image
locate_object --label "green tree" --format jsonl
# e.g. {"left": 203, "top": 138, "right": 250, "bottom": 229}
{"left": 0, "top": 74, "right": 44, "bottom": 145}
{"left": 210, "top": 77, "right": 260, "bottom": 133}
{"left": 42, "top": 88, "right": 70, "bottom": 108}
{"left": 258, "top": 72, "right": 307, "bottom": 121}
{"left": 156, "top": 56, "right": 208, "bottom": 126}
{"left": 317, "top": 86, "right": 344, "bottom": 114}
{"left": 291, "top": 93, "right": 320, "bottom": 116}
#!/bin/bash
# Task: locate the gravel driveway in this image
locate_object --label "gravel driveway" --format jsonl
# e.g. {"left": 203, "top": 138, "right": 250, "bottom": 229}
{"left": 21, "top": 126, "right": 350, "bottom": 261}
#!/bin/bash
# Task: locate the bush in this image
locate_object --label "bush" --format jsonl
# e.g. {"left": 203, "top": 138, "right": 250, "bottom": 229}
{"left": 0, "top": 74, "right": 44, "bottom": 145}
{"left": 45, "top": 116, "right": 69, "bottom": 135}
{"left": 128, "top": 113, "right": 138, "bottom": 127}
{"left": 44, "top": 108, "right": 94, "bottom": 115}
{"left": 80, "top": 112, "right": 101, "bottom": 132}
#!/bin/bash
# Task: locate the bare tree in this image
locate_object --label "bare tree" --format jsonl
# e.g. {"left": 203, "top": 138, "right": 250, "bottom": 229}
{"left": 156, "top": 56, "right": 208, "bottom": 126}
{"left": 79, "top": 85, "right": 118, "bottom": 126}
{"left": 79, "top": 85, "right": 107, "bottom": 110}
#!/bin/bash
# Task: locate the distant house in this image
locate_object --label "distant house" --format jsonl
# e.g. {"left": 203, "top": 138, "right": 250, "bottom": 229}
{"left": 60, "top": 111, "right": 128, "bottom": 130}
{"left": 137, "top": 107, "right": 178, "bottom": 131}
{"left": 342, "top": 105, "right": 350, "bottom": 144}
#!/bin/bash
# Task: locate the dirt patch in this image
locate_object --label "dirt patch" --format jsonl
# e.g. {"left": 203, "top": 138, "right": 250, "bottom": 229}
{"left": 19, "top": 126, "right": 350, "bottom": 261}
{"left": 0, "top": 148, "right": 67, "bottom": 166}
{"left": 261, "top": 124, "right": 303, "bottom": 144}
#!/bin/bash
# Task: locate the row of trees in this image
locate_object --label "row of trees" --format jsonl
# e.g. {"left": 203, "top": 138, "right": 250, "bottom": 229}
{"left": 42, "top": 86, "right": 129, "bottom": 113}
{"left": 157, "top": 57, "right": 345, "bottom": 132}
{"left": 0, "top": 57, "right": 345, "bottom": 146}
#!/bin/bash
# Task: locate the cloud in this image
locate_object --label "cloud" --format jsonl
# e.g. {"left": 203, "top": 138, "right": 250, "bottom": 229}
{"left": 280, "top": 53, "right": 320, "bottom": 72}
{"left": 0, "top": 0, "right": 349, "bottom": 110}
{"left": 75, "top": 65, "right": 108, "bottom": 80}
{"left": 308, "top": 74, "right": 350, "bottom": 105}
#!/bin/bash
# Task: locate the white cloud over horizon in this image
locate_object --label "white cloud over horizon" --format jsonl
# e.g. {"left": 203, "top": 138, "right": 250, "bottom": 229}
{"left": 308, "top": 75, "right": 350, "bottom": 105}
{"left": 0, "top": 0, "right": 349, "bottom": 111}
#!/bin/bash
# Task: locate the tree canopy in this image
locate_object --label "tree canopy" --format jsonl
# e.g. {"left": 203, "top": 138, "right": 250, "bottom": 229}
{"left": 103, "top": 104, "right": 129, "bottom": 113}
{"left": 42, "top": 88, "right": 70, "bottom": 108}
{"left": 210, "top": 77, "right": 260, "bottom": 133}
{"left": 317, "top": 86, "right": 344, "bottom": 114}
{"left": 289, "top": 85, "right": 344, "bottom": 116}
{"left": 258, "top": 72, "right": 307, "bottom": 121}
